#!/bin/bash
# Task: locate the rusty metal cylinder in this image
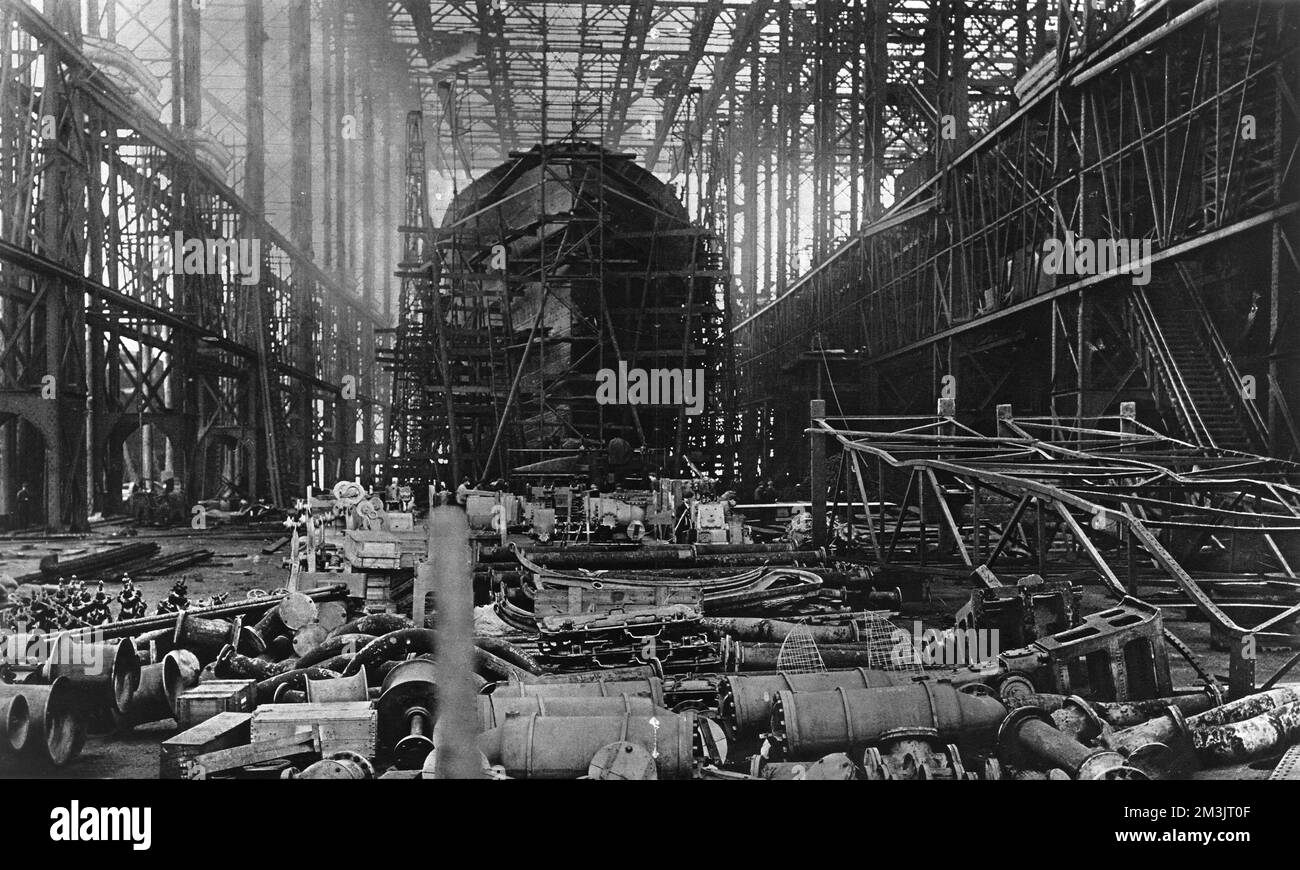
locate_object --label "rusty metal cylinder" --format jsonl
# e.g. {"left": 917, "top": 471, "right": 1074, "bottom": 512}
{"left": 41, "top": 636, "right": 140, "bottom": 714}
{"left": 768, "top": 682, "right": 1007, "bottom": 760}
{"left": 214, "top": 644, "right": 287, "bottom": 681}
{"left": 174, "top": 611, "right": 264, "bottom": 657}
{"left": 1193, "top": 701, "right": 1300, "bottom": 765}
{"left": 161, "top": 648, "right": 201, "bottom": 714}
{"left": 478, "top": 711, "right": 697, "bottom": 779}
{"left": 1005, "top": 691, "right": 1218, "bottom": 741}
{"left": 0, "top": 678, "right": 84, "bottom": 766}
{"left": 491, "top": 676, "right": 666, "bottom": 706}
{"left": 0, "top": 693, "right": 30, "bottom": 752}
{"left": 703, "top": 617, "right": 859, "bottom": 645}
{"left": 1109, "top": 686, "right": 1299, "bottom": 756}
{"left": 479, "top": 693, "right": 665, "bottom": 730}
{"left": 998, "top": 706, "right": 1127, "bottom": 780}
{"left": 249, "top": 591, "right": 317, "bottom": 647}
{"left": 720, "top": 669, "right": 924, "bottom": 737}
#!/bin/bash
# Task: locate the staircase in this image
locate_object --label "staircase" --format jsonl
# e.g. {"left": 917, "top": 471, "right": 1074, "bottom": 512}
{"left": 1126, "top": 273, "right": 1264, "bottom": 452}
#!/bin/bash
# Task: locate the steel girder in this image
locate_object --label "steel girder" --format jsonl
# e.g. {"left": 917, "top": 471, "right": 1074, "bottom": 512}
{"left": 0, "top": 1, "right": 386, "bottom": 528}
{"left": 735, "top": 0, "right": 1299, "bottom": 466}
{"left": 813, "top": 405, "right": 1300, "bottom": 699}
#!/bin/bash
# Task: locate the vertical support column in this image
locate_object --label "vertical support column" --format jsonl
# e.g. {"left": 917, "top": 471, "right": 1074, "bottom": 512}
{"left": 288, "top": 0, "right": 314, "bottom": 490}
{"left": 810, "top": 398, "right": 827, "bottom": 548}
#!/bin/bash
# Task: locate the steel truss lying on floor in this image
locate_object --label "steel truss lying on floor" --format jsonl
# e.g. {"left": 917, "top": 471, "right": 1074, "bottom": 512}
{"left": 811, "top": 403, "right": 1300, "bottom": 699}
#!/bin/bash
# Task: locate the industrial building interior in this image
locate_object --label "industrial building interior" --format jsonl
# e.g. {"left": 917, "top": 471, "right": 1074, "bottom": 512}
{"left": 0, "top": 0, "right": 1299, "bottom": 784}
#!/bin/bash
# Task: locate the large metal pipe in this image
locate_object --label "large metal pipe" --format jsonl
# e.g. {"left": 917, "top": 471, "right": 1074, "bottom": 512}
{"left": 478, "top": 711, "right": 697, "bottom": 779}
{"left": 1003, "top": 691, "right": 1219, "bottom": 740}
{"left": 1193, "top": 701, "right": 1300, "bottom": 765}
{"left": 703, "top": 617, "right": 859, "bottom": 644}
{"left": 161, "top": 649, "right": 201, "bottom": 713}
{"left": 174, "top": 611, "right": 264, "bottom": 658}
{"left": 0, "top": 693, "right": 30, "bottom": 752}
{"left": 769, "top": 682, "right": 1007, "bottom": 760}
{"left": 41, "top": 636, "right": 140, "bottom": 714}
{"left": 998, "top": 707, "right": 1127, "bottom": 780}
{"left": 295, "top": 634, "right": 377, "bottom": 670}
{"left": 491, "top": 677, "right": 666, "bottom": 706}
{"left": 214, "top": 644, "right": 292, "bottom": 681}
{"left": 248, "top": 591, "right": 317, "bottom": 647}
{"left": 720, "top": 670, "right": 932, "bottom": 738}
{"left": 1107, "top": 686, "right": 1300, "bottom": 756}
{"left": 326, "top": 612, "right": 413, "bottom": 641}
{"left": 479, "top": 694, "right": 665, "bottom": 730}
{"left": 0, "top": 678, "right": 84, "bottom": 766}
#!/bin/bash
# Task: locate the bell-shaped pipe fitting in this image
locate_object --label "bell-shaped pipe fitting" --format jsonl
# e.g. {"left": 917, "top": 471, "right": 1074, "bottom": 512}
{"left": 0, "top": 693, "right": 30, "bottom": 752}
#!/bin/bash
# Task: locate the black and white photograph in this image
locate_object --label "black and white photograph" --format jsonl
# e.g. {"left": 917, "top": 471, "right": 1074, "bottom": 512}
{"left": 0, "top": 0, "right": 1297, "bottom": 848}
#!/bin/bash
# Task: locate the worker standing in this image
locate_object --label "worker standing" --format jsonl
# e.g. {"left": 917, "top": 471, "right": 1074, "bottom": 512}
{"left": 15, "top": 482, "right": 32, "bottom": 529}
{"left": 455, "top": 476, "right": 473, "bottom": 508}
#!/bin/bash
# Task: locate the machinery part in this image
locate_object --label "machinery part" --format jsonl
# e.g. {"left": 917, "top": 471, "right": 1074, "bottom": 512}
{"left": 421, "top": 748, "right": 495, "bottom": 780}
{"left": 305, "top": 669, "right": 370, "bottom": 703}
{"left": 490, "top": 677, "right": 666, "bottom": 707}
{"left": 752, "top": 753, "right": 861, "bottom": 781}
{"left": 296, "top": 634, "right": 377, "bottom": 670}
{"left": 0, "top": 678, "right": 84, "bottom": 766}
{"left": 273, "top": 685, "right": 306, "bottom": 704}
{"left": 703, "top": 617, "right": 859, "bottom": 645}
{"left": 326, "top": 613, "right": 414, "bottom": 641}
{"left": 1107, "top": 686, "right": 1299, "bottom": 756}
{"left": 378, "top": 658, "right": 438, "bottom": 770}
{"left": 996, "top": 674, "right": 1036, "bottom": 702}
{"left": 997, "top": 706, "right": 1129, "bottom": 780}
{"left": 0, "top": 693, "right": 30, "bottom": 752}
{"left": 588, "top": 741, "right": 658, "bottom": 780}
{"left": 255, "top": 635, "right": 296, "bottom": 663}
{"left": 479, "top": 693, "right": 664, "bottom": 730}
{"left": 479, "top": 711, "right": 698, "bottom": 780}
{"left": 41, "top": 636, "right": 140, "bottom": 714}
{"left": 248, "top": 591, "right": 317, "bottom": 647}
{"left": 1193, "top": 701, "right": 1300, "bottom": 766}
{"left": 253, "top": 666, "right": 345, "bottom": 704}
{"left": 860, "top": 738, "right": 974, "bottom": 781}
{"left": 767, "top": 682, "right": 1008, "bottom": 760}
{"left": 298, "top": 750, "right": 375, "bottom": 780}
{"left": 161, "top": 649, "right": 201, "bottom": 714}
{"left": 214, "top": 644, "right": 291, "bottom": 681}
{"left": 173, "top": 611, "right": 265, "bottom": 657}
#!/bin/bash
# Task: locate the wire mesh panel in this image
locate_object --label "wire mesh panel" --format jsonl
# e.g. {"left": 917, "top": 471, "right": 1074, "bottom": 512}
{"left": 775, "top": 625, "right": 827, "bottom": 674}
{"left": 858, "top": 611, "right": 923, "bottom": 672}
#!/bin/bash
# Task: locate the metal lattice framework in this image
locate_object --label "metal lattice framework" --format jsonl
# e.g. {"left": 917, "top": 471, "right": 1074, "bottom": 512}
{"left": 814, "top": 404, "right": 1300, "bottom": 698}
{"left": 735, "top": 0, "right": 1299, "bottom": 487}
{"left": 0, "top": 0, "right": 397, "bottom": 528}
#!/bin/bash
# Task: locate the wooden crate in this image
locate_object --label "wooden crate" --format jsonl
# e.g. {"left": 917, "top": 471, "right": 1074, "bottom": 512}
{"left": 159, "top": 712, "right": 252, "bottom": 779}
{"left": 251, "top": 702, "right": 377, "bottom": 758}
{"left": 343, "top": 530, "right": 401, "bottom": 569}
{"left": 174, "top": 679, "right": 255, "bottom": 729}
